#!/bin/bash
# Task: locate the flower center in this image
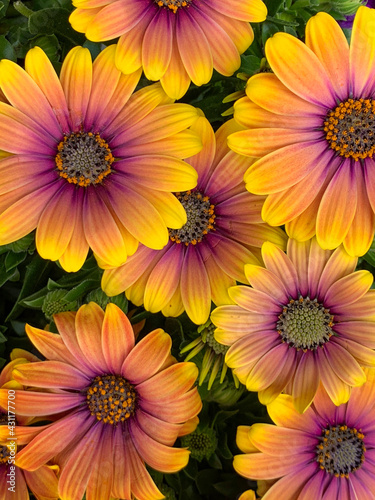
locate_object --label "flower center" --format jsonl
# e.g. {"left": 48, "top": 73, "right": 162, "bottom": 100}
{"left": 277, "top": 297, "right": 334, "bottom": 351}
{"left": 86, "top": 375, "right": 137, "bottom": 425}
{"left": 0, "top": 445, "right": 10, "bottom": 465}
{"left": 169, "top": 190, "right": 216, "bottom": 245}
{"left": 55, "top": 132, "right": 114, "bottom": 187}
{"left": 181, "top": 428, "right": 217, "bottom": 461}
{"left": 155, "top": 0, "right": 192, "bottom": 13}
{"left": 324, "top": 98, "right": 375, "bottom": 161}
{"left": 317, "top": 425, "right": 366, "bottom": 477}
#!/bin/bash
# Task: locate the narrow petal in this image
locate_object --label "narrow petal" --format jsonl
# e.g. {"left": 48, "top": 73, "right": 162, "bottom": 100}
{"left": 249, "top": 424, "right": 316, "bottom": 455}
{"left": 75, "top": 302, "right": 108, "bottom": 372}
{"left": 205, "top": 254, "right": 236, "bottom": 306}
{"left": 0, "top": 389, "right": 83, "bottom": 416}
{"left": 317, "top": 350, "right": 351, "bottom": 405}
{"left": 259, "top": 464, "right": 318, "bottom": 498}
{"left": 136, "top": 408, "right": 181, "bottom": 445}
{"left": 261, "top": 152, "right": 331, "bottom": 226}
{"left": 0, "top": 182, "right": 58, "bottom": 246}
{"left": 246, "top": 73, "right": 326, "bottom": 117}
{"left": 305, "top": 12, "right": 350, "bottom": 100}
{"left": 245, "top": 343, "right": 290, "bottom": 392}
{"left": 292, "top": 352, "right": 320, "bottom": 413}
{"left": 36, "top": 185, "right": 76, "bottom": 261}
{"left": 136, "top": 362, "right": 198, "bottom": 401}
{"left": 233, "top": 452, "right": 311, "bottom": 480}
{"left": 105, "top": 179, "right": 169, "bottom": 250}
{"left": 112, "top": 426, "right": 131, "bottom": 499}
{"left": 228, "top": 286, "right": 281, "bottom": 315}
{"left": 265, "top": 32, "right": 336, "bottom": 107}
{"left": 343, "top": 169, "right": 375, "bottom": 257}
{"left": 180, "top": 245, "right": 211, "bottom": 324}
{"left": 122, "top": 329, "right": 172, "bottom": 383}
{"left": 144, "top": 245, "right": 183, "bottom": 312}
{"left": 115, "top": 155, "right": 198, "bottom": 192}
{"left": 244, "top": 264, "right": 289, "bottom": 304}
{"left": 267, "top": 394, "right": 321, "bottom": 433}
{"left": 23, "top": 465, "right": 59, "bottom": 499}
{"left": 83, "top": 186, "right": 129, "bottom": 267}
{"left": 16, "top": 411, "right": 92, "bottom": 470}
{"left": 129, "top": 419, "right": 189, "bottom": 472}
{"left": 176, "top": 9, "right": 213, "bottom": 86}
{"left": 324, "top": 270, "right": 373, "bottom": 308}
{"left": 101, "top": 303, "right": 135, "bottom": 374}
{"left": 54, "top": 311, "right": 97, "bottom": 376}
{"left": 211, "top": 305, "right": 276, "bottom": 335}
{"left": 316, "top": 163, "right": 357, "bottom": 250}
{"left": 127, "top": 435, "right": 164, "bottom": 500}
{"left": 0, "top": 59, "right": 62, "bottom": 139}
{"left": 324, "top": 342, "right": 366, "bottom": 386}
{"left": 25, "top": 46, "right": 70, "bottom": 132}
{"left": 350, "top": 6, "right": 375, "bottom": 98}
{"left": 317, "top": 245, "right": 357, "bottom": 298}
{"left": 86, "top": 0, "right": 145, "bottom": 41}
{"left": 59, "top": 46, "right": 92, "bottom": 131}
{"left": 86, "top": 426, "right": 113, "bottom": 500}
{"left": 242, "top": 141, "right": 327, "bottom": 195}
{"left": 25, "top": 324, "right": 80, "bottom": 367}
{"left": 58, "top": 421, "right": 102, "bottom": 500}
{"left": 261, "top": 242, "right": 299, "bottom": 298}
{"left": 228, "top": 128, "right": 319, "bottom": 158}
{"left": 13, "top": 361, "right": 89, "bottom": 390}
{"left": 142, "top": 9, "right": 172, "bottom": 81}
{"left": 161, "top": 45, "right": 191, "bottom": 99}
{"left": 210, "top": 0, "right": 267, "bottom": 22}
{"left": 140, "top": 387, "right": 202, "bottom": 423}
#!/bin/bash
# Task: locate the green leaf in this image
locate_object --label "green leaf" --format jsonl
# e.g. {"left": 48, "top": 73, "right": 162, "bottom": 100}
{"left": 264, "top": 0, "right": 285, "bottom": 16}
{"left": 30, "top": 34, "right": 60, "bottom": 61}
{"left": 28, "top": 8, "right": 86, "bottom": 45}
{"left": 0, "top": 0, "right": 9, "bottom": 20}
{"left": 4, "top": 251, "right": 27, "bottom": 272}
{"left": 0, "top": 35, "right": 16, "bottom": 61}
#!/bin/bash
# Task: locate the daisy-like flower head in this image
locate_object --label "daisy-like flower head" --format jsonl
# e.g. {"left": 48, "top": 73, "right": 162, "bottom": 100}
{"left": 69, "top": 0, "right": 267, "bottom": 99}
{"left": 0, "top": 45, "right": 202, "bottom": 272}
{"left": 234, "top": 372, "right": 375, "bottom": 500}
{"left": 229, "top": 6, "right": 375, "bottom": 257}
{"left": 0, "top": 302, "right": 202, "bottom": 500}
{"left": 101, "top": 118, "right": 287, "bottom": 325}
{"left": 211, "top": 238, "right": 375, "bottom": 413}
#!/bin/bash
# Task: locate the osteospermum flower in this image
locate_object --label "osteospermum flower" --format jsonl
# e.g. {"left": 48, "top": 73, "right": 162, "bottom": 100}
{"left": 0, "top": 45, "right": 202, "bottom": 272}
{"left": 69, "top": 0, "right": 267, "bottom": 99}
{"left": 234, "top": 373, "right": 375, "bottom": 500}
{"left": 229, "top": 6, "right": 375, "bottom": 257}
{"left": 101, "top": 118, "right": 287, "bottom": 324}
{"left": 211, "top": 238, "right": 375, "bottom": 413}
{"left": 0, "top": 303, "right": 202, "bottom": 500}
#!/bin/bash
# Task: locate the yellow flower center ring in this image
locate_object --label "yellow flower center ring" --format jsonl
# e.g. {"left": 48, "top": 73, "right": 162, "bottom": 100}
{"left": 55, "top": 132, "right": 114, "bottom": 187}
{"left": 155, "top": 0, "right": 191, "bottom": 13}
{"left": 324, "top": 98, "right": 375, "bottom": 161}
{"left": 86, "top": 374, "right": 137, "bottom": 425}
{"left": 317, "top": 425, "right": 366, "bottom": 478}
{"left": 169, "top": 190, "right": 216, "bottom": 246}
{"left": 276, "top": 296, "right": 334, "bottom": 351}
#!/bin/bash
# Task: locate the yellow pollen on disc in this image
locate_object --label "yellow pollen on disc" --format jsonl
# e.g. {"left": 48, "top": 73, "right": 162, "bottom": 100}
{"left": 86, "top": 375, "right": 137, "bottom": 425}
{"left": 155, "top": 0, "right": 191, "bottom": 13}
{"left": 55, "top": 132, "right": 114, "bottom": 187}
{"left": 324, "top": 98, "right": 375, "bottom": 161}
{"left": 169, "top": 190, "right": 216, "bottom": 246}
{"left": 316, "top": 425, "right": 366, "bottom": 477}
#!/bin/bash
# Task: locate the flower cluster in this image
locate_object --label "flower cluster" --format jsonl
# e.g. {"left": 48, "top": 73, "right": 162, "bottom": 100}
{"left": 0, "top": 1, "right": 374, "bottom": 499}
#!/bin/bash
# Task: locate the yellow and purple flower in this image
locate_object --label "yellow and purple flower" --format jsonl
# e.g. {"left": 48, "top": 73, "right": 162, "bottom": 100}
{"left": 211, "top": 238, "right": 375, "bottom": 413}
{"left": 229, "top": 6, "right": 375, "bottom": 257}
{"left": 0, "top": 303, "right": 202, "bottom": 500}
{"left": 69, "top": 0, "right": 267, "bottom": 99}
{"left": 0, "top": 45, "right": 202, "bottom": 272}
{"left": 102, "top": 118, "right": 286, "bottom": 324}
{"left": 234, "top": 372, "right": 375, "bottom": 499}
